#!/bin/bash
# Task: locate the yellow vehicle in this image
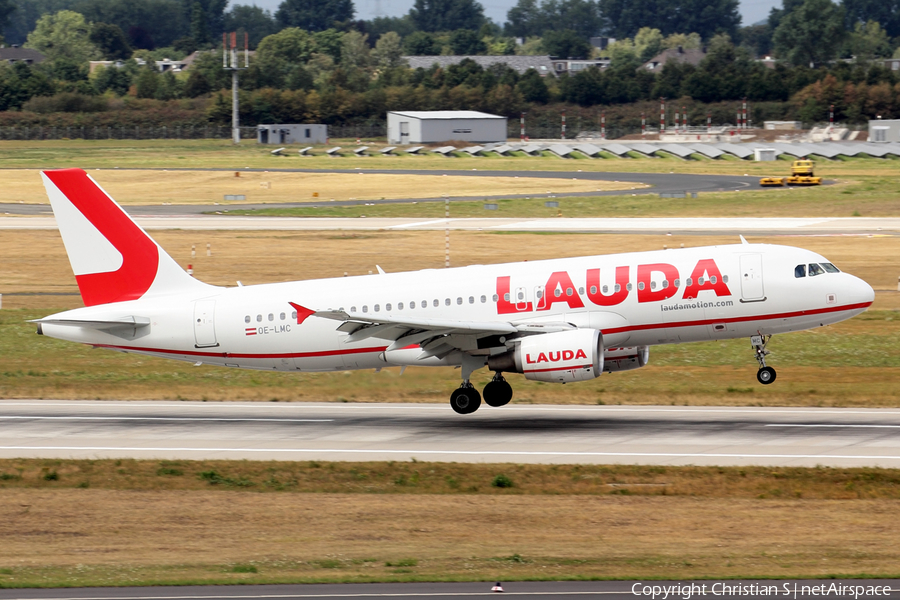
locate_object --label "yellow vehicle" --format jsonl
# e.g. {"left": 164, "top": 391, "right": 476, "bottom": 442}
{"left": 759, "top": 159, "right": 823, "bottom": 187}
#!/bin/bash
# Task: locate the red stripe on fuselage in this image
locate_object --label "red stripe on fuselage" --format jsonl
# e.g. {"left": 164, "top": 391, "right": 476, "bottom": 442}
{"left": 89, "top": 302, "right": 871, "bottom": 361}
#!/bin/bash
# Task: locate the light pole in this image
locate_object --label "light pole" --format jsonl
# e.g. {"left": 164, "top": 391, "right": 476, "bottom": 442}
{"left": 223, "top": 32, "right": 249, "bottom": 144}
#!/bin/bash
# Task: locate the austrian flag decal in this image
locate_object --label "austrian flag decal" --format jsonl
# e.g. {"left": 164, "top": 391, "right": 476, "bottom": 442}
{"left": 245, "top": 327, "right": 257, "bottom": 336}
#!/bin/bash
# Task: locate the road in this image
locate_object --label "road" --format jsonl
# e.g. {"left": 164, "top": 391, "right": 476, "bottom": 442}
{"left": 5, "top": 401, "right": 900, "bottom": 467}
{"left": 0, "top": 580, "right": 898, "bottom": 600}
{"left": 0, "top": 169, "right": 761, "bottom": 217}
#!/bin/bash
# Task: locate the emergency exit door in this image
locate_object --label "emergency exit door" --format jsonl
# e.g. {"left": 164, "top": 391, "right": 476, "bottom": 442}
{"left": 193, "top": 300, "right": 218, "bottom": 347}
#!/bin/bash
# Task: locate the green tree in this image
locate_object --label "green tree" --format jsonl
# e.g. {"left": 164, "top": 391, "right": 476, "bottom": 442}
{"left": 848, "top": 20, "right": 891, "bottom": 60}
{"left": 134, "top": 66, "right": 159, "bottom": 97}
{"left": 340, "top": 30, "right": 370, "bottom": 68}
{"left": 403, "top": 30, "right": 440, "bottom": 54}
{"left": 183, "top": 69, "right": 210, "bottom": 96}
{"left": 505, "top": 0, "right": 600, "bottom": 39}
{"left": 70, "top": 0, "right": 190, "bottom": 49}
{"left": 0, "top": 0, "right": 15, "bottom": 32}
{"left": 516, "top": 67, "right": 549, "bottom": 102}
{"left": 275, "top": 0, "right": 354, "bottom": 32}
{"left": 90, "top": 22, "right": 132, "bottom": 60}
{"left": 372, "top": 31, "right": 405, "bottom": 68}
{"left": 842, "top": 0, "right": 900, "bottom": 39}
{"left": 634, "top": 27, "right": 663, "bottom": 62}
{"left": 25, "top": 10, "right": 101, "bottom": 63}
{"left": 92, "top": 63, "right": 131, "bottom": 95}
{"left": 772, "top": 0, "right": 845, "bottom": 67}
{"left": 223, "top": 4, "right": 278, "bottom": 48}
{"left": 189, "top": 2, "right": 208, "bottom": 45}
{"left": 409, "top": 0, "right": 485, "bottom": 32}
{"left": 600, "top": 0, "right": 739, "bottom": 39}
{"left": 505, "top": 0, "right": 541, "bottom": 37}
{"left": 449, "top": 29, "right": 487, "bottom": 54}
{"left": 542, "top": 29, "right": 590, "bottom": 58}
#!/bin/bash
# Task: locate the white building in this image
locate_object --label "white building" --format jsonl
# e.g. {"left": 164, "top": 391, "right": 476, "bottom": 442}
{"left": 869, "top": 119, "right": 900, "bottom": 142}
{"left": 257, "top": 124, "right": 327, "bottom": 144}
{"left": 387, "top": 110, "right": 507, "bottom": 144}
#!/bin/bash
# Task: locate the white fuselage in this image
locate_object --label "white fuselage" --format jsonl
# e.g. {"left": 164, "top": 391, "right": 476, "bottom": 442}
{"left": 39, "top": 242, "right": 875, "bottom": 374}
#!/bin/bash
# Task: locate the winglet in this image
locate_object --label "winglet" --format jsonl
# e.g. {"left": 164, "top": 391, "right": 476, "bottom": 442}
{"left": 289, "top": 302, "right": 316, "bottom": 324}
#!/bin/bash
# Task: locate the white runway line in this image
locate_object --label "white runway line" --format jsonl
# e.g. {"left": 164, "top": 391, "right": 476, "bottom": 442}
{"left": 0, "top": 416, "right": 332, "bottom": 423}
{"left": 4, "top": 446, "right": 900, "bottom": 460}
{"left": 767, "top": 424, "right": 900, "bottom": 428}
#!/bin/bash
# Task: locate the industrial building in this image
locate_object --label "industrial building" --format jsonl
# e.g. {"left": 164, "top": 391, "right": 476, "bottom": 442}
{"left": 257, "top": 124, "right": 327, "bottom": 144}
{"left": 387, "top": 111, "right": 507, "bottom": 144}
{"left": 869, "top": 119, "right": 900, "bottom": 142}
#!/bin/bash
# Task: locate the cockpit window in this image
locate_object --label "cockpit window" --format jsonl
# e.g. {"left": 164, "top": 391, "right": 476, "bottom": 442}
{"left": 808, "top": 263, "right": 825, "bottom": 276}
{"left": 821, "top": 262, "right": 840, "bottom": 273}
{"left": 794, "top": 264, "right": 806, "bottom": 278}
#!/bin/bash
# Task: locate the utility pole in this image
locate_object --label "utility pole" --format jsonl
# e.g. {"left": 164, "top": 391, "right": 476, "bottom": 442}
{"left": 223, "top": 32, "right": 249, "bottom": 144}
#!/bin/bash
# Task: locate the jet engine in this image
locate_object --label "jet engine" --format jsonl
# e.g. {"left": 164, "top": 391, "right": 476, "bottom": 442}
{"left": 603, "top": 346, "right": 649, "bottom": 372}
{"left": 487, "top": 329, "right": 602, "bottom": 383}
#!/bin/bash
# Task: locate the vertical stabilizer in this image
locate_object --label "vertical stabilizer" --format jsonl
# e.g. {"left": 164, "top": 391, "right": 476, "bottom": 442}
{"left": 41, "top": 168, "right": 214, "bottom": 306}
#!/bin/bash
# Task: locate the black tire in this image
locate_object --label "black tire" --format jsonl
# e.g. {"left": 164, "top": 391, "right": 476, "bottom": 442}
{"left": 483, "top": 379, "right": 513, "bottom": 407}
{"left": 756, "top": 366, "right": 777, "bottom": 385}
{"left": 450, "top": 386, "right": 482, "bottom": 414}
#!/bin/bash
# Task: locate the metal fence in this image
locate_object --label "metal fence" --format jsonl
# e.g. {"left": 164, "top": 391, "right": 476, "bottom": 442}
{"left": 0, "top": 123, "right": 390, "bottom": 141}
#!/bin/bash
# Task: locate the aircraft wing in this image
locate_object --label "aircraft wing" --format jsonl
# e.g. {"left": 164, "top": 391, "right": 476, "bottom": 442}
{"left": 302, "top": 303, "right": 574, "bottom": 357}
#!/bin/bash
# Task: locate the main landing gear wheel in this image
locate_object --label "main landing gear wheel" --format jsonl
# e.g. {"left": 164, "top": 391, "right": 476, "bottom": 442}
{"left": 757, "top": 366, "right": 777, "bottom": 385}
{"left": 750, "top": 334, "right": 776, "bottom": 385}
{"left": 483, "top": 374, "right": 513, "bottom": 407}
{"left": 450, "top": 384, "right": 482, "bottom": 415}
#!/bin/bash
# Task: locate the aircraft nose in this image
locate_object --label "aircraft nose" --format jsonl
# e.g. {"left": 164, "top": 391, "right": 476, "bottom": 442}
{"left": 850, "top": 275, "right": 875, "bottom": 306}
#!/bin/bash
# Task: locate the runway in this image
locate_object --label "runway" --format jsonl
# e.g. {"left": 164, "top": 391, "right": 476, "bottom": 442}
{"left": 5, "top": 400, "right": 900, "bottom": 467}
{"left": 1, "top": 581, "right": 898, "bottom": 600}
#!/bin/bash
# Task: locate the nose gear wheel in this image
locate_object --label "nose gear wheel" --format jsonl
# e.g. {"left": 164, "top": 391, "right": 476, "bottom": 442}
{"left": 751, "top": 334, "right": 776, "bottom": 385}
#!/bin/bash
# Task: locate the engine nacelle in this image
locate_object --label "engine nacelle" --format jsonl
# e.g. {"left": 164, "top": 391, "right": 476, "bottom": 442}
{"left": 488, "top": 329, "right": 603, "bottom": 383}
{"left": 603, "top": 346, "right": 650, "bottom": 372}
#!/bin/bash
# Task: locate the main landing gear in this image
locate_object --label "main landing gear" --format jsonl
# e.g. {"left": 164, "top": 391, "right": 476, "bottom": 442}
{"left": 751, "top": 334, "right": 777, "bottom": 385}
{"left": 449, "top": 373, "right": 514, "bottom": 414}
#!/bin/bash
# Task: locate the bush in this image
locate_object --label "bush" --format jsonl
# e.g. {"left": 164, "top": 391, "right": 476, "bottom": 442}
{"left": 23, "top": 93, "right": 109, "bottom": 113}
{"left": 492, "top": 474, "right": 514, "bottom": 488}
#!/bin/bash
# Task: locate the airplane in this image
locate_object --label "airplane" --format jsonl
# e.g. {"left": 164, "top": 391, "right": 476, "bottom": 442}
{"left": 35, "top": 168, "right": 875, "bottom": 415}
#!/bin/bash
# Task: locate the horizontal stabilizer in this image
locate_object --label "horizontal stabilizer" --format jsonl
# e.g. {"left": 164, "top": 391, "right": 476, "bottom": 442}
{"left": 32, "top": 316, "right": 151, "bottom": 330}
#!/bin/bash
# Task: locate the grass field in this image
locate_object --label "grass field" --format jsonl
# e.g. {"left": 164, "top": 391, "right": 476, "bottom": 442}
{"left": 3, "top": 169, "right": 639, "bottom": 205}
{"left": 1, "top": 229, "right": 898, "bottom": 405}
{"left": 1, "top": 459, "right": 900, "bottom": 586}
{"left": 3, "top": 140, "right": 900, "bottom": 217}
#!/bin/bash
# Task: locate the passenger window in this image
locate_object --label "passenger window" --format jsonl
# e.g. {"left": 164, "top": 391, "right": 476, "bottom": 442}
{"left": 268, "top": 314, "right": 274, "bottom": 321}
{"left": 279, "top": 312, "right": 285, "bottom": 320}
{"left": 710, "top": 276, "right": 717, "bottom": 284}
{"left": 674, "top": 279, "right": 680, "bottom": 288}
{"left": 698, "top": 277, "right": 705, "bottom": 285}
{"left": 578, "top": 287, "right": 584, "bottom": 295}
{"left": 821, "top": 263, "right": 840, "bottom": 273}
{"left": 592, "top": 286, "right": 599, "bottom": 294}
{"left": 722, "top": 275, "right": 729, "bottom": 283}
{"left": 433, "top": 299, "right": 439, "bottom": 307}
{"left": 808, "top": 263, "right": 825, "bottom": 276}
{"left": 650, "top": 281, "right": 656, "bottom": 290}
{"left": 685, "top": 278, "right": 692, "bottom": 287}
{"left": 554, "top": 288, "right": 561, "bottom": 297}
{"left": 398, "top": 302, "right": 404, "bottom": 310}
{"left": 445, "top": 298, "right": 451, "bottom": 306}
{"left": 422, "top": 300, "right": 427, "bottom": 308}
{"left": 480, "top": 295, "right": 486, "bottom": 303}
{"left": 637, "top": 282, "right": 645, "bottom": 291}
{"left": 244, "top": 315, "right": 250, "bottom": 323}
{"left": 386, "top": 303, "right": 391, "bottom": 311}
{"left": 566, "top": 287, "right": 573, "bottom": 296}
{"left": 351, "top": 306, "right": 357, "bottom": 313}
{"left": 291, "top": 311, "right": 297, "bottom": 319}
{"left": 256, "top": 314, "right": 262, "bottom": 322}
{"left": 795, "top": 265, "right": 806, "bottom": 278}
{"left": 504, "top": 293, "right": 510, "bottom": 301}
{"left": 662, "top": 280, "right": 669, "bottom": 289}
{"left": 468, "top": 296, "right": 474, "bottom": 304}
{"left": 493, "top": 294, "right": 499, "bottom": 302}
{"left": 362, "top": 305, "right": 368, "bottom": 313}
{"left": 457, "top": 297, "right": 463, "bottom": 305}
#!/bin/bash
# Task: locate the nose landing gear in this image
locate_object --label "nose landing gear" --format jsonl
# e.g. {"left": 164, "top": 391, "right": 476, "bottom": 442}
{"left": 751, "top": 334, "right": 776, "bottom": 385}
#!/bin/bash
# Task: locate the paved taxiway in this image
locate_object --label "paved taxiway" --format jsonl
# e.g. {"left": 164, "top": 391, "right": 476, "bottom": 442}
{"left": 5, "top": 400, "right": 900, "bottom": 467}
{"left": 0, "top": 170, "right": 761, "bottom": 217}
{"left": 1, "top": 581, "right": 899, "bottom": 600}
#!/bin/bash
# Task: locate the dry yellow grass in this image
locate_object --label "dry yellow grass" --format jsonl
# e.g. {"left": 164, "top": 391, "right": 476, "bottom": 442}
{"left": 1, "top": 488, "right": 898, "bottom": 585}
{"left": 2, "top": 169, "right": 639, "bottom": 205}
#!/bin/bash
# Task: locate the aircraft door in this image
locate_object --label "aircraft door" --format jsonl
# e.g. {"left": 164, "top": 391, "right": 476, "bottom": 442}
{"left": 534, "top": 285, "right": 545, "bottom": 310}
{"left": 193, "top": 299, "right": 218, "bottom": 348}
{"left": 515, "top": 286, "right": 529, "bottom": 311}
{"left": 739, "top": 254, "right": 765, "bottom": 302}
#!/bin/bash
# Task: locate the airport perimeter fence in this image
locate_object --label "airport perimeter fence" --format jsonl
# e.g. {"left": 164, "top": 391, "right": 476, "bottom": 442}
{"left": 0, "top": 123, "right": 391, "bottom": 141}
